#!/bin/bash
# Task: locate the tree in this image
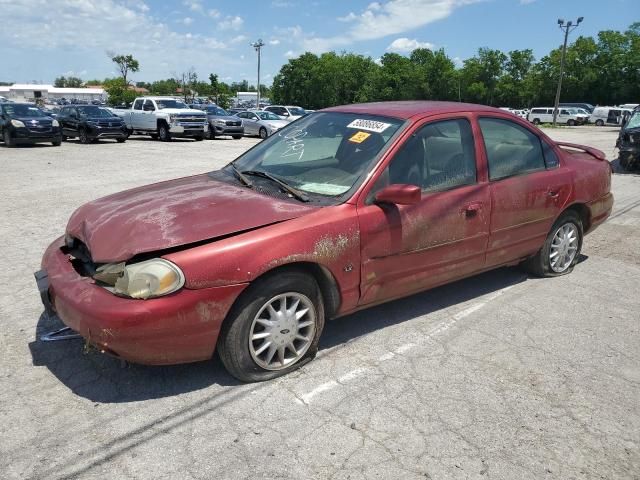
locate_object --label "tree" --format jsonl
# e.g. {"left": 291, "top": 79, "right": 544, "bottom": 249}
{"left": 110, "top": 54, "right": 139, "bottom": 85}
{"left": 103, "top": 77, "right": 137, "bottom": 106}
{"left": 54, "top": 76, "right": 84, "bottom": 88}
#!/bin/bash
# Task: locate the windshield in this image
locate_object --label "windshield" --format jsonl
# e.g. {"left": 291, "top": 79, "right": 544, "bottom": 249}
{"left": 230, "top": 112, "right": 404, "bottom": 197}
{"left": 156, "top": 99, "right": 188, "bottom": 110}
{"left": 256, "top": 111, "right": 282, "bottom": 121}
{"left": 205, "top": 106, "right": 228, "bottom": 116}
{"left": 77, "top": 106, "right": 113, "bottom": 117}
{"left": 288, "top": 107, "right": 306, "bottom": 116}
{"left": 2, "top": 104, "right": 47, "bottom": 117}
{"left": 626, "top": 112, "right": 640, "bottom": 129}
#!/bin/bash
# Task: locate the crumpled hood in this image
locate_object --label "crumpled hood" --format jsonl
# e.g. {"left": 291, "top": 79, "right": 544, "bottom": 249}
{"left": 66, "top": 173, "right": 317, "bottom": 263}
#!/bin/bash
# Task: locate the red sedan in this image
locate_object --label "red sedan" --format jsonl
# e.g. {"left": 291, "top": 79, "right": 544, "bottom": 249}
{"left": 36, "top": 102, "right": 613, "bottom": 382}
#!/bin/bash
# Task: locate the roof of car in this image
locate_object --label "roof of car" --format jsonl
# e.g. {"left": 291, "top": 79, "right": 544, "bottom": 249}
{"left": 323, "top": 101, "right": 505, "bottom": 120}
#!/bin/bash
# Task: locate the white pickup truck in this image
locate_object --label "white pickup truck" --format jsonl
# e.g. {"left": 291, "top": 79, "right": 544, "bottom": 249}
{"left": 112, "top": 97, "right": 208, "bottom": 141}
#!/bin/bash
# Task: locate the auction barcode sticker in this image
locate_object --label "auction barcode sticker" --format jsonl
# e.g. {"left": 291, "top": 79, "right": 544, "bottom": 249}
{"left": 346, "top": 119, "right": 392, "bottom": 133}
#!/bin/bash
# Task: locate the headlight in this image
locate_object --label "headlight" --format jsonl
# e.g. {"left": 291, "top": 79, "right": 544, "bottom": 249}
{"left": 10, "top": 119, "right": 25, "bottom": 127}
{"left": 52, "top": 119, "right": 60, "bottom": 127}
{"left": 214, "top": 119, "right": 226, "bottom": 125}
{"left": 95, "top": 258, "right": 185, "bottom": 299}
{"left": 169, "top": 115, "right": 176, "bottom": 123}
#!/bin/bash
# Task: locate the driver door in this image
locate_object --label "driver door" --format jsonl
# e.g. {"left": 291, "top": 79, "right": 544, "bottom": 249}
{"left": 142, "top": 100, "right": 157, "bottom": 130}
{"left": 357, "top": 115, "right": 490, "bottom": 305}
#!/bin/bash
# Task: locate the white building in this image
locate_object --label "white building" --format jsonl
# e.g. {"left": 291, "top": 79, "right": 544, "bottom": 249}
{"left": 0, "top": 84, "right": 105, "bottom": 103}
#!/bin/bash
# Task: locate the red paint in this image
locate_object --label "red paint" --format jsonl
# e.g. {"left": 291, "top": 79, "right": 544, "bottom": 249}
{"left": 39, "top": 102, "right": 613, "bottom": 366}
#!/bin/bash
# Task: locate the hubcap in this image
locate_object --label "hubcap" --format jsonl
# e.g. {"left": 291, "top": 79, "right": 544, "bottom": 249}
{"left": 249, "top": 292, "right": 316, "bottom": 371}
{"left": 549, "top": 223, "right": 579, "bottom": 273}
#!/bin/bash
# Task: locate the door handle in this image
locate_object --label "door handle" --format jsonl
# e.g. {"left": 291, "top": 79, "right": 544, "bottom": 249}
{"left": 547, "top": 189, "right": 560, "bottom": 198}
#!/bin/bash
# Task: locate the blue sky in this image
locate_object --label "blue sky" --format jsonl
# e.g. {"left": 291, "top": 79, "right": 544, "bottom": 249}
{"left": 0, "top": 0, "right": 635, "bottom": 85}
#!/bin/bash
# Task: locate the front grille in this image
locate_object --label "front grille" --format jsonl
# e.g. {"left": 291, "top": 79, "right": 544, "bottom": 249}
{"left": 96, "top": 121, "right": 122, "bottom": 127}
{"left": 28, "top": 127, "right": 53, "bottom": 133}
{"left": 226, "top": 121, "right": 241, "bottom": 126}
{"left": 175, "top": 115, "right": 205, "bottom": 123}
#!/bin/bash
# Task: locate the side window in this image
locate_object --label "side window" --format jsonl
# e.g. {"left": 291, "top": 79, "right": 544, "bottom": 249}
{"left": 380, "top": 118, "right": 476, "bottom": 193}
{"left": 133, "top": 99, "right": 143, "bottom": 110}
{"left": 542, "top": 141, "right": 559, "bottom": 169}
{"left": 479, "top": 117, "right": 546, "bottom": 181}
{"left": 143, "top": 100, "right": 155, "bottom": 111}
{"left": 236, "top": 112, "right": 247, "bottom": 119}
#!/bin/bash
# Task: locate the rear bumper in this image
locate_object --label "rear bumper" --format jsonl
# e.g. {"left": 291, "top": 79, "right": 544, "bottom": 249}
{"left": 36, "top": 236, "right": 248, "bottom": 365}
{"left": 587, "top": 192, "right": 614, "bottom": 233}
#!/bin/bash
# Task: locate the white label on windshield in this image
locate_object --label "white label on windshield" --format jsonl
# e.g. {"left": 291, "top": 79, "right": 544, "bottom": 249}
{"left": 299, "top": 183, "right": 350, "bottom": 195}
{"left": 346, "top": 119, "right": 392, "bottom": 133}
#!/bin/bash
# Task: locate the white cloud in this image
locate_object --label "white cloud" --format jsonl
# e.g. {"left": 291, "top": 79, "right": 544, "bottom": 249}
{"left": 208, "top": 9, "right": 221, "bottom": 18}
{"left": 269, "top": 39, "right": 281, "bottom": 45}
{"left": 284, "top": 50, "right": 296, "bottom": 58}
{"left": 0, "top": 0, "right": 233, "bottom": 81}
{"left": 218, "top": 15, "right": 244, "bottom": 31}
{"left": 519, "top": 0, "right": 536, "bottom": 4}
{"left": 271, "top": 0, "right": 295, "bottom": 6}
{"left": 181, "top": 17, "right": 194, "bottom": 25}
{"left": 337, "top": 12, "right": 357, "bottom": 22}
{"left": 453, "top": 56, "right": 463, "bottom": 67}
{"left": 386, "top": 37, "right": 435, "bottom": 52}
{"left": 305, "top": 0, "right": 481, "bottom": 53}
{"left": 182, "top": 0, "right": 203, "bottom": 13}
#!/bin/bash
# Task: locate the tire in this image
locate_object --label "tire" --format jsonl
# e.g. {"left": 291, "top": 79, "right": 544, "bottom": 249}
{"left": 620, "top": 153, "right": 634, "bottom": 171}
{"left": 520, "top": 211, "right": 583, "bottom": 277}
{"left": 116, "top": 138, "right": 126, "bottom": 143}
{"left": 52, "top": 138, "right": 62, "bottom": 146}
{"left": 61, "top": 135, "right": 68, "bottom": 142}
{"left": 158, "top": 123, "right": 171, "bottom": 142}
{"left": 567, "top": 119, "right": 575, "bottom": 126}
{"left": 259, "top": 127, "right": 268, "bottom": 139}
{"left": 127, "top": 129, "right": 133, "bottom": 137}
{"left": 532, "top": 118, "right": 541, "bottom": 125}
{"left": 595, "top": 119, "right": 604, "bottom": 127}
{"left": 4, "top": 130, "right": 15, "bottom": 147}
{"left": 232, "top": 135, "right": 243, "bottom": 140}
{"left": 207, "top": 128, "right": 216, "bottom": 140}
{"left": 217, "top": 270, "right": 325, "bottom": 382}
{"left": 79, "top": 128, "right": 90, "bottom": 144}
{"left": 194, "top": 135, "right": 204, "bottom": 141}
{"left": 150, "top": 134, "right": 158, "bottom": 140}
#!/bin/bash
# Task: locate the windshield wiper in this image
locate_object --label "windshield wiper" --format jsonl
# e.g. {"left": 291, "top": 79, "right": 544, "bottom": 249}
{"left": 241, "top": 170, "right": 309, "bottom": 202}
{"left": 230, "top": 163, "right": 253, "bottom": 188}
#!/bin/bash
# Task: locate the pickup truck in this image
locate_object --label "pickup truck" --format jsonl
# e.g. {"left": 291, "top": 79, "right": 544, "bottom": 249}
{"left": 112, "top": 97, "right": 208, "bottom": 141}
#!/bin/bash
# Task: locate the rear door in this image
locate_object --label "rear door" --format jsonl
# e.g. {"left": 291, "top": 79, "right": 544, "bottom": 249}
{"left": 357, "top": 115, "right": 491, "bottom": 305}
{"left": 477, "top": 116, "right": 571, "bottom": 266}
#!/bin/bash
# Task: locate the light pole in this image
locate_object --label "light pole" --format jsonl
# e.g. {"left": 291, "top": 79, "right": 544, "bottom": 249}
{"left": 552, "top": 16, "right": 583, "bottom": 126}
{"left": 251, "top": 39, "right": 265, "bottom": 108}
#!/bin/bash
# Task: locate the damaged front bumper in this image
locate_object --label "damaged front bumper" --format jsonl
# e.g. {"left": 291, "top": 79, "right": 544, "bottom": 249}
{"left": 35, "top": 236, "right": 248, "bottom": 365}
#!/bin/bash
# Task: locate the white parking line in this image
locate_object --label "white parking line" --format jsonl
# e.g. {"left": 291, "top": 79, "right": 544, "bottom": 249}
{"left": 299, "top": 284, "right": 517, "bottom": 404}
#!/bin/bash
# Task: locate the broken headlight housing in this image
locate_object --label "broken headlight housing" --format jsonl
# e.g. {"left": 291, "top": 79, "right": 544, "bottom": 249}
{"left": 94, "top": 259, "right": 185, "bottom": 300}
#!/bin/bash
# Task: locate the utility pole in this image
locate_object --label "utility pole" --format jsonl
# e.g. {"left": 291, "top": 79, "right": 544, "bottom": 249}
{"left": 251, "top": 39, "right": 265, "bottom": 108}
{"left": 552, "top": 16, "right": 583, "bottom": 126}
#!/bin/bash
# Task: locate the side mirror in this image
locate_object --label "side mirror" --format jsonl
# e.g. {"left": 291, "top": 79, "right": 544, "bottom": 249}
{"left": 374, "top": 184, "right": 421, "bottom": 205}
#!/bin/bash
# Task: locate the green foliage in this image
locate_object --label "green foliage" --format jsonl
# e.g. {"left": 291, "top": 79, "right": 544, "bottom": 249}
{"left": 272, "top": 23, "right": 640, "bottom": 108}
{"left": 103, "top": 77, "right": 137, "bottom": 106}
{"left": 54, "top": 76, "right": 84, "bottom": 88}
{"left": 110, "top": 54, "right": 140, "bottom": 85}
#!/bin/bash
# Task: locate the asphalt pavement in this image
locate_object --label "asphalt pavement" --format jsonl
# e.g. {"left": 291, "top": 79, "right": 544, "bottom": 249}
{"left": 0, "top": 127, "right": 638, "bottom": 480}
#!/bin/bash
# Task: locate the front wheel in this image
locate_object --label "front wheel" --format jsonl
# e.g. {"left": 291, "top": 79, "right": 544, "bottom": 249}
{"left": 79, "top": 128, "right": 90, "bottom": 144}
{"left": 194, "top": 135, "right": 204, "bottom": 141}
{"left": 4, "top": 130, "right": 15, "bottom": 147}
{"left": 52, "top": 138, "right": 62, "bottom": 146}
{"left": 620, "top": 153, "right": 635, "bottom": 171}
{"left": 217, "top": 271, "right": 324, "bottom": 382}
{"left": 116, "top": 138, "right": 126, "bottom": 143}
{"left": 521, "top": 211, "right": 583, "bottom": 277}
{"left": 158, "top": 123, "right": 171, "bottom": 142}
{"left": 232, "top": 135, "right": 243, "bottom": 140}
{"left": 532, "top": 118, "right": 541, "bottom": 125}
{"left": 259, "top": 127, "right": 268, "bottom": 139}
{"left": 567, "top": 119, "right": 575, "bottom": 126}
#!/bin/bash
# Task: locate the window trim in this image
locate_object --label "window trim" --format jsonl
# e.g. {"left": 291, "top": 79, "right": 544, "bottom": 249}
{"left": 478, "top": 116, "right": 548, "bottom": 182}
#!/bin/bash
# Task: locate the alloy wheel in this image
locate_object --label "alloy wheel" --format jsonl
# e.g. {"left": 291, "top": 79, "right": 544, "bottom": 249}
{"left": 549, "top": 223, "right": 579, "bottom": 273}
{"left": 248, "top": 292, "right": 316, "bottom": 371}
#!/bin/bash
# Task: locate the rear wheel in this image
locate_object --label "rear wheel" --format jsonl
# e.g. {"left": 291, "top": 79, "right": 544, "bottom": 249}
{"left": 116, "top": 137, "right": 126, "bottom": 143}
{"left": 232, "top": 135, "right": 243, "bottom": 140}
{"left": 567, "top": 119, "right": 575, "bottom": 126}
{"left": 521, "top": 211, "right": 583, "bottom": 277}
{"left": 194, "top": 135, "right": 204, "bottom": 141}
{"left": 52, "top": 138, "right": 62, "bottom": 146}
{"left": 259, "top": 127, "right": 268, "bottom": 139}
{"left": 532, "top": 118, "right": 541, "bottom": 125}
{"left": 217, "top": 271, "right": 324, "bottom": 382}
{"left": 595, "top": 119, "right": 604, "bottom": 126}
{"left": 158, "top": 123, "right": 171, "bottom": 142}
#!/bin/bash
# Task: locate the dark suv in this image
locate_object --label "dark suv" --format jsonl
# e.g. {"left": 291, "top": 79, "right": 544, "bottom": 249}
{"left": 0, "top": 103, "right": 62, "bottom": 147}
{"left": 58, "top": 105, "right": 127, "bottom": 144}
